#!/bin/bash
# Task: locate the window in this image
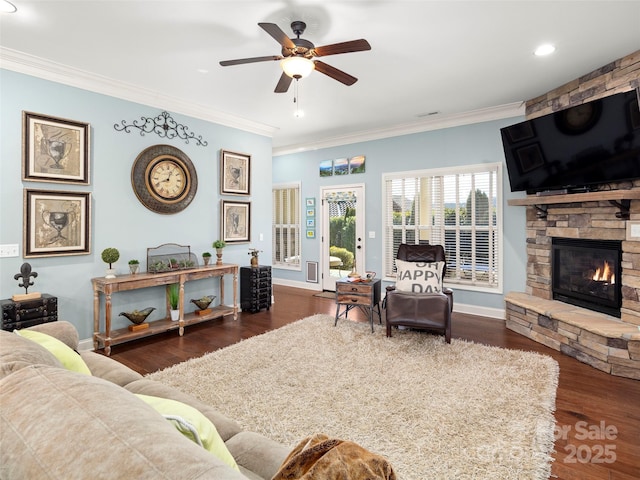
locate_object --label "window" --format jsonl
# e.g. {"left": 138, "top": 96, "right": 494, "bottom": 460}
{"left": 272, "top": 183, "right": 301, "bottom": 269}
{"left": 383, "top": 163, "right": 502, "bottom": 293}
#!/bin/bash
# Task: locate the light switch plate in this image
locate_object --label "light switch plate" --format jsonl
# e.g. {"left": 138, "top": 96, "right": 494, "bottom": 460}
{"left": 627, "top": 221, "right": 640, "bottom": 240}
{"left": 0, "top": 244, "right": 19, "bottom": 257}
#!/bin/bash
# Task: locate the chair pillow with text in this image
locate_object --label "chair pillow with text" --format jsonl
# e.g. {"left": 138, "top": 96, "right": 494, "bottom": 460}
{"left": 395, "top": 259, "right": 445, "bottom": 293}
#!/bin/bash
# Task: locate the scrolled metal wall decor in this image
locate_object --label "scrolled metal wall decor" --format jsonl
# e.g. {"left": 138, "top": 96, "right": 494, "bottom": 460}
{"left": 114, "top": 111, "right": 208, "bottom": 146}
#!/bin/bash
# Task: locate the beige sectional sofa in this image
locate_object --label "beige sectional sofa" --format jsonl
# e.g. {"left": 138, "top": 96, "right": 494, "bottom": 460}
{"left": 0, "top": 321, "right": 289, "bottom": 479}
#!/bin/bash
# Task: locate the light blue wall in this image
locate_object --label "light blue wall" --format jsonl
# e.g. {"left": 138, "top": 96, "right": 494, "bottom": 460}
{"left": 0, "top": 69, "right": 272, "bottom": 340}
{"left": 272, "top": 119, "right": 528, "bottom": 311}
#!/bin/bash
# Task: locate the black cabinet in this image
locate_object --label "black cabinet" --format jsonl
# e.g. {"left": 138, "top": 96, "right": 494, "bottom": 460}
{"left": 240, "top": 266, "right": 271, "bottom": 313}
{"left": 1, "top": 294, "right": 58, "bottom": 331}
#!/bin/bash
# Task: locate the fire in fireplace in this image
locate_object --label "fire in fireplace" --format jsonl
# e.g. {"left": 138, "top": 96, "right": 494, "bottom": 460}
{"left": 551, "top": 238, "right": 622, "bottom": 317}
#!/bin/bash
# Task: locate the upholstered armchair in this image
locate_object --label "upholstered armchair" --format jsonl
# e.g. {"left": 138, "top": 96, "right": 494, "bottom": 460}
{"left": 385, "top": 244, "right": 453, "bottom": 343}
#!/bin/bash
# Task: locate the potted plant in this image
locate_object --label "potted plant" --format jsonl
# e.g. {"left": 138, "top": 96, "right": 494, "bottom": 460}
{"left": 167, "top": 283, "right": 180, "bottom": 321}
{"left": 213, "top": 240, "right": 226, "bottom": 265}
{"left": 202, "top": 251, "right": 212, "bottom": 266}
{"left": 101, "top": 247, "right": 120, "bottom": 278}
{"left": 169, "top": 258, "right": 179, "bottom": 269}
{"left": 128, "top": 259, "right": 140, "bottom": 275}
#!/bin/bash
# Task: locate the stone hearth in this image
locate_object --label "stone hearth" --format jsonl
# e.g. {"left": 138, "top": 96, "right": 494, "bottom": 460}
{"left": 505, "top": 188, "right": 640, "bottom": 380}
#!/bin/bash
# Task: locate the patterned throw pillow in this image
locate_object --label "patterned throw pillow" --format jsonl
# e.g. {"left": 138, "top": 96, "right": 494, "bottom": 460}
{"left": 395, "top": 259, "right": 445, "bottom": 293}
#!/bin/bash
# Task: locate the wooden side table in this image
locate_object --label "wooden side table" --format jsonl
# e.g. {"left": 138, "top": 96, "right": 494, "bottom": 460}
{"left": 334, "top": 278, "right": 382, "bottom": 332}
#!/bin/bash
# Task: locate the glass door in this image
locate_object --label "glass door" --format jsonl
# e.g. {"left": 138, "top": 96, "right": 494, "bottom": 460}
{"left": 321, "top": 185, "right": 365, "bottom": 291}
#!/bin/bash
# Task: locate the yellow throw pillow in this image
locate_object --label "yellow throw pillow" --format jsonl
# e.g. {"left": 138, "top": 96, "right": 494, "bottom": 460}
{"left": 135, "top": 394, "right": 239, "bottom": 471}
{"left": 15, "top": 329, "right": 92, "bottom": 375}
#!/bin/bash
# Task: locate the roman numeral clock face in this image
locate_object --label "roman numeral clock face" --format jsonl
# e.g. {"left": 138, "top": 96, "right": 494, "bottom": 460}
{"left": 131, "top": 145, "right": 198, "bottom": 214}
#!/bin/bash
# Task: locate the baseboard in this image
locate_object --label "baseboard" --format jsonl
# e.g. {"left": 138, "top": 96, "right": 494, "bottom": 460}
{"left": 453, "top": 302, "right": 505, "bottom": 320}
{"left": 272, "top": 277, "right": 322, "bottom": 291}
{"left": 78, "top": 337, "right": 94, "bottom": 352}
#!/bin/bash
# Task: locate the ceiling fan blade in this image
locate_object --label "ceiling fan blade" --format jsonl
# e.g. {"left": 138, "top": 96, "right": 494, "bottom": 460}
{"left": 313, "top": 39, "right": 371, "bottom": 57}
{"left": 220, "top": 55, "right": 282, "bottom": 67}
{"left": 259, "top": 22, "right": 296, "bottom": 50}
{"left": 274, "top": 72, "right": 293, "bottom": 93}
{"left": 313, "top": 60, "right": 358, "bottom": 86}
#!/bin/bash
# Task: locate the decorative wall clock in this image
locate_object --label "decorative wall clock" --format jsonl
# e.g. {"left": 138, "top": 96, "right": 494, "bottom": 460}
{"left": 131, "top": 144, "right": 198, "bottom": 214}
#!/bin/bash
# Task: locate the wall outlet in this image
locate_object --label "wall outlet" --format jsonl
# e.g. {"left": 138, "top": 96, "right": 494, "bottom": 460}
{"left": 0, "top": 244, "right": 19, "bottom": 258}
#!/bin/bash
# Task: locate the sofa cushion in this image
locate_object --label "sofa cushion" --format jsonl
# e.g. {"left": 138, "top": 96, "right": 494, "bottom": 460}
{"left": 0, "top": 329, "right": 63, "bottom": 380}
{"left": 135, "top": 394, "right": 239, "bottom": 471}
{"left": 395, "top": 259, "right": 444, "bottom": 294}
{"left": 15, "top": 328, "right": 92, "bottom": 375}
{"left": 0, "top": 365, "right": 246, "bottom": 480}
{"left": 25, "top": 320, "right": 80, "bottom": 350}
{"left": 225, "top": 431, "right": 291, "bottom": 480}
{"left": 80, "top": 350, "right": 143, "bottom": 386}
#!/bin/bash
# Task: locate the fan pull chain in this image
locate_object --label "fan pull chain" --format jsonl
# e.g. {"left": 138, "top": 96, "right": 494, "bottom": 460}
{"left": 294, "top": 79, "right": 303, "bottom": 118}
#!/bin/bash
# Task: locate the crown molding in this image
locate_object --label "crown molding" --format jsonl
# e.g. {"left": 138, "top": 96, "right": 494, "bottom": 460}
{"left": 0, "top": 47, "right": 278, "bottom": 138}
{"left": 273, "top": 102, "right": 525, "bottom": 156}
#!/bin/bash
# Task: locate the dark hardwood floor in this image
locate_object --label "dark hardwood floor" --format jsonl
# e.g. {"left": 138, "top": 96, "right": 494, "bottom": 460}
{"left": 106, "top": 285, "right": 640, "bottom": 480}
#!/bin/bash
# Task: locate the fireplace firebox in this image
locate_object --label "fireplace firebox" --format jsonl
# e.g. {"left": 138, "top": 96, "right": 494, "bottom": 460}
{"left": 551, "top": 238, "right": 622, "bottom": 317}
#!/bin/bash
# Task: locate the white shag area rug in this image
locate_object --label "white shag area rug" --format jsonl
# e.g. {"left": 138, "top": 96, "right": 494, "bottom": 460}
{"left": 147, "top": 314, "right": 558, "bottom": 479}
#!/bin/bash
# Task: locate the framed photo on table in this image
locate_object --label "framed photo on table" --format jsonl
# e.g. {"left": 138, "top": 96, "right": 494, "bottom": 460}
{"left": 221, "top": 200, "right": 251, "bottom": 243}
{"left": 220, "top": 150, "right": 250, "bottom": 195}
{"left": 22, "top": 111, "right": 90, "bottom": 185}
{"left": 23, "top": 189, "right": 91, "bottom": 257}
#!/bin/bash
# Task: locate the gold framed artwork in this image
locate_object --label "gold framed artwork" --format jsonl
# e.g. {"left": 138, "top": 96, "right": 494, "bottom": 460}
{"left": 24, "top": 189, "right": 91, "bottom": 258}
{"left": 22, "top": 111, "right": 90, "bottom": 184}
{"left": 221, "top": 150, "right": 250, "bottom": 195}
{"left": 221, "top": 200, "right": 251, "bottom": 243}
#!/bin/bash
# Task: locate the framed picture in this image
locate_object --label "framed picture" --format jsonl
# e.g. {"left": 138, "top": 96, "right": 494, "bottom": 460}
{"left": 306, "top": 218, "right": 315, "bottom": 228}
{"left": 333, "top": 158, "right": 349, "bottom": 175}
{"left": 306, "top": 208, "right": 315, "bottom": 217}
{"left": 221, "top": 200, "right": 251, "bottom": 243}
{"left": 319, "top": 159, "right": 333, "bottom": 177}
{"left": 306, "top": 229, "right": 315, "bottom": 239}
{"left": 22, "top": 111, "right": 90, "bottom": 184}
{"left": 306, "top": 198, "right": 315, "bottom": 207}
{"left": 24, "top": 189, "right": 91, "bottom": 258}
{"left": 220, "top": 150, "right": 250, "bottom": 195}
{"left": 349, "top": 155, "right": 366, "bottom": 174}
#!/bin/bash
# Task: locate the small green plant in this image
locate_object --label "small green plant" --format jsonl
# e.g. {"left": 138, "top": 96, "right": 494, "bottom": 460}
{"left": 202, "top": 252, "right": 212, "bottom": 258}
{"left": 128, "top": 259, "right": 139, "bottom": 265}
{"left": 213, "top": 240, "right": 226, "bottom": 249}
{"left": 101, "top": 248, "right": 120, "bottom": 268}
{"left": 168, "top": 283, "right": 180, "bottom": 310}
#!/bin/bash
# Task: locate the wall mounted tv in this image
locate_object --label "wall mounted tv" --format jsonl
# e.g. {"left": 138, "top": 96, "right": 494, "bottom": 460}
{"left": 501, "top": 89, "right": 640, "bottom": 194}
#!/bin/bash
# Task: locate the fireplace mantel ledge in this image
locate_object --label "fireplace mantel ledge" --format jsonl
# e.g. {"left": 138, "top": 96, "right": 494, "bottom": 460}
{"left": 507, "top": 189, "right": 640, "bottom": 207}
{"left": 505, "top": 292, "right": 640, "bottom": 341}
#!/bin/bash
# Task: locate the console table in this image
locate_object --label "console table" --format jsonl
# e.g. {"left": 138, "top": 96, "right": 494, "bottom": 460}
{"left": 92, "top": 264, "right": 238, "bottom": 356}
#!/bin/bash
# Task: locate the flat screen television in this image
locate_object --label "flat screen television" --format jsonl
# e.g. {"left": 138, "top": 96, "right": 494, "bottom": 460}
{"left": 501, "top": 89, "right": 640, "bottom": 194}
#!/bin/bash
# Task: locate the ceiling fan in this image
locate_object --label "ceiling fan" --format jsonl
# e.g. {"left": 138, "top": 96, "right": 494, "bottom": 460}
{"left": 219, "top": 21, "right": 371, "bottom": 93}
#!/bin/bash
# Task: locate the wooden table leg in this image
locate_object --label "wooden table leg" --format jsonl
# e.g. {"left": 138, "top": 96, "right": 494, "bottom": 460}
{"left": 104, "top": 292, "right": 112, "bottom": 356}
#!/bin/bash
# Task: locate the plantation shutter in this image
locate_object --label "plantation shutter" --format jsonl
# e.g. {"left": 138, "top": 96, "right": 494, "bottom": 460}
{"left": 383, "top": 164, "right": 501, "bottom": 291}
{"left": 272, "top": 184, "right": 300, "bottom": 268}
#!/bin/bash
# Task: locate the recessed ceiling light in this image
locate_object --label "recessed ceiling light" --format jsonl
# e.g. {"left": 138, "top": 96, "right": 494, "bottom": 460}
{"left": 197, "top": 69, "right": 209, "bottom": 74}
{"left": 0, "top": 0, "right": 17, "bottom": 13}
{"left": 534, "top": 44, "right": 556, "bottom": 56}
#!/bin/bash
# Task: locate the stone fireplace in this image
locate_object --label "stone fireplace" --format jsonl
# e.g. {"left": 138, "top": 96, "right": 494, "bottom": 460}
{"left": 552, "top": 237, "right": 622, "bottom": 317}
{"left": 505, "top": 188, "right": 640, "bottom": 380}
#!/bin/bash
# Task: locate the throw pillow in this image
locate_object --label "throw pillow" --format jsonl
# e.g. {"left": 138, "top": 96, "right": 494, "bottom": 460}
{"left": 135, "top": 394, "right": 239, "bottom": 471}
{"left": 15, "top": 329, "right": 92, "bottom": 375}
{"left": 395, "top": 259, "right": 445, "bottom": 293}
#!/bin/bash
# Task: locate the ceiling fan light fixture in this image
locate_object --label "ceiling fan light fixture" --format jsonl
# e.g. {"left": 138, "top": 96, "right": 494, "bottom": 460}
{"left": 281, "top": 56, "right": 315, "bottom": 79}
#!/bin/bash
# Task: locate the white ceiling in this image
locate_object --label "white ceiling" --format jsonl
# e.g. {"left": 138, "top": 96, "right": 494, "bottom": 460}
{"left": 1, "top": 1, "right": 639, "bottom": 154}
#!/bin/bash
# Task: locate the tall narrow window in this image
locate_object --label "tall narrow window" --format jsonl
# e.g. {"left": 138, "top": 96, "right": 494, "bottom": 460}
{"left": 272, "top": 183, "right": 301, "bottom": 269}
{"left": 383, "top": 164, "right": 502, "bottom": 292}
